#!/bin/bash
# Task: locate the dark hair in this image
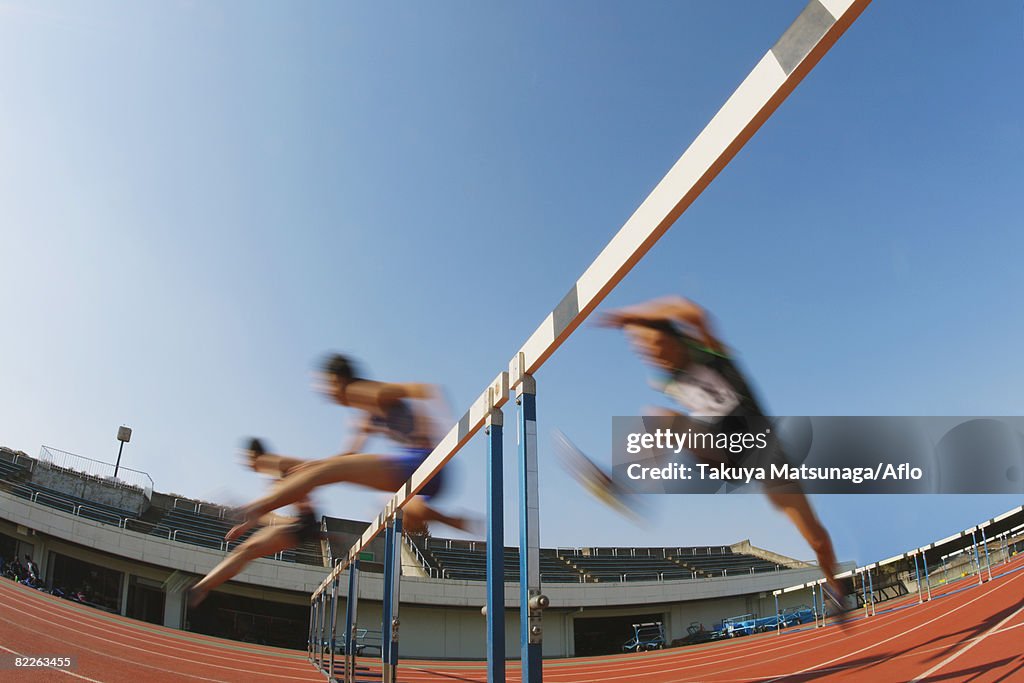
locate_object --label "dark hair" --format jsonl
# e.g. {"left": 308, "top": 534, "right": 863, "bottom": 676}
{"left": 321, "top": 353, "right": 362, "bottom": 382}
{"left": 622, "top": 317, "right": 686, "bottom": 341}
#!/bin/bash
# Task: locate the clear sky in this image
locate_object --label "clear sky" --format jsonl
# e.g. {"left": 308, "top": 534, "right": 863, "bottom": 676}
{"left": 1, "top": 1, "right": 1022, "bottom": 567}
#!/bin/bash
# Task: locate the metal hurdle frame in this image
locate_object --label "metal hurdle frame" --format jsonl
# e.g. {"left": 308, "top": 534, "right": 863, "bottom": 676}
{"left": 343, "top": 560, "right": 360, "bottom": 683}
{"left": 308, "top": 2, "right": 872, "bottom": 680}
{"left": 329, "top": 573, "right": 340, "bottom": 678}
{"left": 979, "top": 524, "right": 994, "bottom": 582}
{"left": 485, "top": 407, "right": 505, "bottom": 683}
{"left": 971, "top": 529, "right": 984, "bottom": 585}
{"left": 864, "top": 564, "right": 877, "bottom": 616}
{"left": 381, "top": 512, "right": 402, "bottom": 683}
{"left": 912, "top": 551, "right": 924, "bottom": 603}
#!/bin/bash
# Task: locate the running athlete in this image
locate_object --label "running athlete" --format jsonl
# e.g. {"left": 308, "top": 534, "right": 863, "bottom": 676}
{"left": 599, "top": 295, "right": 850, "bottom": 606}
{"left": 225, "top": 354, "right": 469, "bottom": 542}
{"left": 188, "top": 438, "right": 321, "bottom": 608}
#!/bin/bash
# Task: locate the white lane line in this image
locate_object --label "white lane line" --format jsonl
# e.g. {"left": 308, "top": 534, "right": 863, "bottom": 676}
{"left": 763, "top": 569, "right": 1024, "bottom": 683}
{"left": 910, "top": 603, "right": 1024, "bottom": 682}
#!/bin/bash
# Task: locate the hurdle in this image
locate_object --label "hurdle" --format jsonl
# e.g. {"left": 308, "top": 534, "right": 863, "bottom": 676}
{"left": 970, "top": 529, "right": 984, "bottom": 585}
{"left": 771, "top": 576, "right": 829, "bottom": 632}
{"left": 328, "top": 572, "right": 340, "bottom": 679}
{"left": 979, "top": 524, "right": 994, "bottom": 582}
{"left": 308, "top": 1, "right": 871, "bottom": 680}
{"left": 911, "top": 551, "right": 924, "bottom": 603}
{"left": 860, "top": 564, "right": 877, "bottom": 617}
{"left": 920, "top": 549, "right": 933, "bottom": 601}
{"left": 381, "top": 512, "right": 402, "bottom": 683}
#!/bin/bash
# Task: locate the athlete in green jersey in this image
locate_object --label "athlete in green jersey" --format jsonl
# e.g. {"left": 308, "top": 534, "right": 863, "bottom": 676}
{"left": 601, "top": 295, "right": 850, "bottom": 609}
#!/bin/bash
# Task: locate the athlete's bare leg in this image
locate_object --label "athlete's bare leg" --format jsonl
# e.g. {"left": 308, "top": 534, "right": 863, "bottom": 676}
{"left": 764, "top": 487, "right": 844, "bottom": 598}
{"left": 402, "top": 497, "right": 473, "bottom": 534}
{"left": 190, "top": 524, "right": 300, "bottom": 608}
{"left": 227, "top": 454, "right": 407, "bottom": 540}
{"left": 642, "top": 407, "right": 844, "bottom": 597}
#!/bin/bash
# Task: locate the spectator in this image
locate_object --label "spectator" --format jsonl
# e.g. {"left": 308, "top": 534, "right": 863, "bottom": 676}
{"left": 24, "top": 555, "right": 39, "bottom": 582}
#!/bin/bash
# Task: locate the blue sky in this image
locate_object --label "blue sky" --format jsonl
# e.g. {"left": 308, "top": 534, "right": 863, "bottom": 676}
{"left": 1, "top": 1, "right": 1021, "bottom": 567}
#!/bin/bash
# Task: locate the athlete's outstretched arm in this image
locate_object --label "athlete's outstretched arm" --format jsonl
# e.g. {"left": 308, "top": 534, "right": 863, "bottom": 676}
{"left": 343, "top": 380, "right": 440, "bottom": 413}
{"left": 376, "top": 382, "right": 439, "bottom": 405}
{"left": 600, "top": 296, "right": 724, "bottom": 352}
{"left": 340, "top": 413, "right": 371, "bottom": 455}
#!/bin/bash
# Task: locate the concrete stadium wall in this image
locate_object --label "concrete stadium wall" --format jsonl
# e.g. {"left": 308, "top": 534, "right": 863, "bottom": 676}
{"left": 30, "top": 465, "right": 149, "bottom": 515}
{"left": 0, "top": 489, "right": 840, "bottom": 659}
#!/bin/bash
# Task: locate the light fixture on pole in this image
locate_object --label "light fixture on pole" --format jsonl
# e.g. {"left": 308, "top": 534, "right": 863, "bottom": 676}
{"left": 115, "top": 426, "right": 132, "bottom": 478}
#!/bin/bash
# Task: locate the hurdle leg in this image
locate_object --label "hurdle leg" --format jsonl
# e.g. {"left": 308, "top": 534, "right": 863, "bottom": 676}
{"left": 867, "top": 567, "right": 875, "bottom": 616}
{"left": 381, "top": 513, "right": 402, "bottom": 683}
{"left": 381, "top": 522, "right": 395, "bottom": 683}
{"left": 859, "top": 571, "right": 868, "bottom": 618}
{"left": 344, "top": 560, "right": 361, "bottom": 683}
{"left": 811, "top": 583, "right": 820, "bottom": 628}
{"left": 309, "top": 594, "right": 318, "bottom": 666}
{"left": 517, "top": 373, "right": 543, "bottom": 683}
{"left": 391, "top": 513, "right": 402, "bottom": 681}
{"left": 980, "top": 526, "right": 993, "bottom": 582}
{"left": 922, "top": 554, "right": 932, "bottom": 601}
{"left": 330, "top": 574, "right": 341, "bottom": 679}
{"left": 486, "top": 408, "right": 506, "bottom": 683}
{"left": 319, "top": 591, "right": 329, "bottom": 669}
{"left": 971, "top": 530, "right": 983, "bottom": 585}
{"left": 820, "top": 581, "right": 828, "bottom": 625}
{"left": 912, "top": 553, "right": 923, "bottom": 604}
{"left": 868, "top": 569, "right": 876, "bottom": 618}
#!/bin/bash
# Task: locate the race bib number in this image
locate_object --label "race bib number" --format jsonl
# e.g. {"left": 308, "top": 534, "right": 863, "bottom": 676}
{"left": 663, "top": 366, "right": 740, "bottom": 417}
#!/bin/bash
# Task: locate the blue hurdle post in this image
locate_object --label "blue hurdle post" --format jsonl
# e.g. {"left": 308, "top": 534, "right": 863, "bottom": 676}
{"left": 516, "top": 367, "right": 545, "bottom": 683}
{"left": 379, "top": 511, "right": 402, "bottom": 683}
{"left": 859, "top": 570, "right": 868, "bottom": 618}
{"left": 382, "top": 520, "right": 395, "bottom": 683}
{"left": 912, "top": 553, "right": 923, "bottom": 604}
{"left": 391, "top": 513, "right": 403, "bottom": 678}
{"left": 971, "top": 530, "right": 983, "bottom": 585}
{"left": 980, "top": 526, "right": 993, "bottom": 582}
{"left": 486, "top": 407, "right": 506, "bottom": 683}
{"left": 330, "top": 573, "right": 341, "bottom": 678}
{"left": 318, "top": 591, "right": 328, "bottom": 668}
{"left": 818, "top": 581, "right": 828, "bottom": 626}
{"left": 308, "top": 594, "right": 317, "bottom": 663}
{"left": 921, "top": 553, "right": 932, "bottom": 601}
{"left": 344, "top": 560, "right": 361, "bottom": 683}
{"left": 867, "top": 567, "right": 875, "bottom": 616}
{"left": 811, "top": 583, "right": 819, "bottom": 628}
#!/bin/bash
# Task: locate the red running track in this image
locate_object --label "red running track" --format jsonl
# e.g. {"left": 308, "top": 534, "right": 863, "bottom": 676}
{"left": 1, "top": 555, "right": 1022, "bottom": 682}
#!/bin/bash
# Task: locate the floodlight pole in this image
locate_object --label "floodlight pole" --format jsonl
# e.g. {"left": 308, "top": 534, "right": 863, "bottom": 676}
{"left": 114, "top": 425, "right": 132, "bottom": 479}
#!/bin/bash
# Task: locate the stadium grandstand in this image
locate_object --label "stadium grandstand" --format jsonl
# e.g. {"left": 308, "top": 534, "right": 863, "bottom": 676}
{"left": 3, "top": 441, "right": 1023, "bottom": 680}
{"left": 6, "top": 442, "right": 1023, "bottom": 664}
{"left": 2, "top": 443, "right": 839, "bottom": 657}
